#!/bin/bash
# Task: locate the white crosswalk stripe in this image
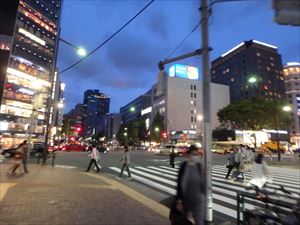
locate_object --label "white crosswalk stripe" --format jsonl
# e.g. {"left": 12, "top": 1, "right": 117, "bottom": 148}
{"left": 109, "top": 164, "right": 300, "bottom": 220}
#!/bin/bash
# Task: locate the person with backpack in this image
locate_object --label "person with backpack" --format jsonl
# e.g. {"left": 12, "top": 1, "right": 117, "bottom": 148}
{"left": 85, "top": 144, "right": 100, "bottom": 172}
{"left": 116, "top": 146, "right": 132, "bottom": 180}
{"left": 172, "top": 145, "right": 204, "bottom": 225}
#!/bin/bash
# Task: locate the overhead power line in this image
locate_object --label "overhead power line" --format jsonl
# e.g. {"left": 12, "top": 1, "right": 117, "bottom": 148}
{"left": 165, "top": 20, "right": 201, "bottom": 60}
{"left": 60, "top": 0, "right": 156, "bottom": 74}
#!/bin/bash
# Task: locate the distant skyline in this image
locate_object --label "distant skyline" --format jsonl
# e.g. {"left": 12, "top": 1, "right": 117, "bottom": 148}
{"left": 57, "top": 0, "right": 300, "bottom": 113}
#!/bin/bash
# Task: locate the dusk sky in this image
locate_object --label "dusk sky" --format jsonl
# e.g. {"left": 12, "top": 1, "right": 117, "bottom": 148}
{"left": 57, "top": 0, "right": 300, "bottom": 113}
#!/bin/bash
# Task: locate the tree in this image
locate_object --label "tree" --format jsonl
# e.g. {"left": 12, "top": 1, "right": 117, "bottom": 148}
{"left": 217, "top": 97, "right": 291, "bottom": 147}
{"left": 150, "top": 112, "right": 165, "bottom": 142}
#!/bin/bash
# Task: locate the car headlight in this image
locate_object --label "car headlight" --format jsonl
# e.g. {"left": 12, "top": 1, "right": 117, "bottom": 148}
{"left": 174, "top": 150, "right": 178, "bottom": 153}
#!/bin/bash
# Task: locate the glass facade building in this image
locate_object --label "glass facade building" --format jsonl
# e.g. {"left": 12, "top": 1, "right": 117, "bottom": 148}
{"left": 0, "top": 0, "right": 62, "bottom": 148}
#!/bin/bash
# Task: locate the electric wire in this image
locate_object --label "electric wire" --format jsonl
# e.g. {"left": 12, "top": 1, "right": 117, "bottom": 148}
{"left": 60, "top": 0, "right": 156, "bottom": 74}
{"left": 165, "top": 20, "right": 201, "bottom": 60}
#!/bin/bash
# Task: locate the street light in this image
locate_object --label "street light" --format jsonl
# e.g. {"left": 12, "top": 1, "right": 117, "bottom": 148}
{"left": 130, "top": 106, "right": 135, "bottom": 112}
{"left": 124, "top": 132, "right": 128, "bottom": 136}
{"left": 248, "top": 76, "right": 257, "bottom": 83}
{"left": 59, "top": 38, "right": 87, "bottom": 57}
{"left": 77, "top": 47, "right": 87, "bottom": 57}
{"left": 197, "top": 115, "right": 203, "bottom": 121}
{"left": 282, "top": 105, "right": 292, "bottom": 112}
{"left": 57, "top": 102, "right": 64, "bottom": 109}
{"left": 155, "top": 127, "right": 160, "bottom": 132}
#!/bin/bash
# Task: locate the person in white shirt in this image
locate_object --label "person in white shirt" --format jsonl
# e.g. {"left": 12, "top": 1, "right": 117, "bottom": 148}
{"left": 247, "top": 153, "right": 272, "bottom": 188}
{"left": 116, "top": 146, "right": 132, "bottom": 180}
{"left": 85, "top": 145, "right": 100, "bottom": 172}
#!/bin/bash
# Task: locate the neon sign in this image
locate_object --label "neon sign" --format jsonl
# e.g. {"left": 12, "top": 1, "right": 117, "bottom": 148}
{"left": 168, "top": 64, "right": 199, "bottom": 80}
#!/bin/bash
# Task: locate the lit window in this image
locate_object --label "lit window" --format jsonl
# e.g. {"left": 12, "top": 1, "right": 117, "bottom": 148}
{"left": 230, "top": 78, "right": 234, "bottom": 82}
{"left": 257, "top": 52, "right": 261, "bottom": 56}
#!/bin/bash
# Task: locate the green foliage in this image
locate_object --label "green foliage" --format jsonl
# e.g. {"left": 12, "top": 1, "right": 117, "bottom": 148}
{"left": 116, "top": 117, "right": 148, "bottom": 145}
{"left": 217, "top": 97, "right": 292, "bottom": 147}
{"left": 218, "top": 97, "right": 292, "bottom": 132}
{"left": 150, "top": 112, "right": 165, "bottom": 142}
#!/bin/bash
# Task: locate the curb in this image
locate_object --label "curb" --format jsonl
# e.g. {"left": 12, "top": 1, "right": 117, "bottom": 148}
{"left": 84, "top": 173, "right": 170, "bottom": 219}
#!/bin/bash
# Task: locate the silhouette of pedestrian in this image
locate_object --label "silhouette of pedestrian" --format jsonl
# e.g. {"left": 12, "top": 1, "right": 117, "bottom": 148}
{"left": 170, "top": 147, "right": 176, "bottom": 168}
{"left": 85, "top": 144, "right": 100, "bottom": 172}
{"left": 116, "top": 146, "right": 132, "bottom": 180}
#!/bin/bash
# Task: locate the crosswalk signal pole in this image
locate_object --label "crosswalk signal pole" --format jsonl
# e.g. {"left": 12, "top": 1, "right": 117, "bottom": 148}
{"left": 200, "top": 0, "right": 213, "bottom": 224}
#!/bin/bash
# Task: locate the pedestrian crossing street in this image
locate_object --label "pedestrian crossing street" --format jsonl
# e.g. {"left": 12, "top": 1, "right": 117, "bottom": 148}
{"left": 109, "top": 164, "right": 300, "bottom": 220}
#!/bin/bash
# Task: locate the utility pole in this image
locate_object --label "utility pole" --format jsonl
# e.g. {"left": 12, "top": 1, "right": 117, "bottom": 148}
{"left": 200, "top": 0, "right": 213, "bottom": 224}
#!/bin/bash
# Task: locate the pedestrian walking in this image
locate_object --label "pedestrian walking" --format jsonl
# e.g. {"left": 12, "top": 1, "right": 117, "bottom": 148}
{"left": 85, "top": 144, "right": 100, "bottom": 172}
{"left": 233, "top": 147, "right": 244, "bottom": 181}
{"left": 173, "top": 145, "right": 204, "bottom": 225}
{"left": 170, "top": 147, "right": 176, "bottom": 168}
{"left": 247, "top": 153, "right": 272, "bottom": 188}
{"left": 21, "top": 140, "right": 29, "bottom": 173}
{"left": 7, "top": 141, "right": 25, "bottom": 175}
{"left": 116, "top": 146, "right": 132, "bottom": 180}
{"left": 225, "top": 148, "right": 235, "bottom": 179}
{"left": 244, "top": 145, "right": 255, "bottom": 172}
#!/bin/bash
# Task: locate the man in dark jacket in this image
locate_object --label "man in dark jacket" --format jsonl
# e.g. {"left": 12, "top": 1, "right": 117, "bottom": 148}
{"left": 170, "top": 147, "right": 176, "bottom": 168}
{"left": 175, "top": 145, "right": 203, "bottom": 225}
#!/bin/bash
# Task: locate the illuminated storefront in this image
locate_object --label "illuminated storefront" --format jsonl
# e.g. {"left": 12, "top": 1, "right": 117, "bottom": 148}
{"left": 0, "top": 0, "right": 62, "bottom": 148}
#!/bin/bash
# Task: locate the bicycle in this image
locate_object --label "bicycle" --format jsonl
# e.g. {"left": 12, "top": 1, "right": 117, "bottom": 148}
{"left": 243, "top": 184, "right": 300, "bottom": 225}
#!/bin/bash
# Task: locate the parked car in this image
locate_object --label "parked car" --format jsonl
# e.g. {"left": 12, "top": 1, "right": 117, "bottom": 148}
{"left": 62, "top": 144, "right": 86, "bottom": 152}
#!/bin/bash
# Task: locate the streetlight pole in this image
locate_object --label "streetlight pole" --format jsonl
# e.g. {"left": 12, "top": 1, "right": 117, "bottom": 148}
{"left": 200, "top": 0, "right": 213, "bottom": 223}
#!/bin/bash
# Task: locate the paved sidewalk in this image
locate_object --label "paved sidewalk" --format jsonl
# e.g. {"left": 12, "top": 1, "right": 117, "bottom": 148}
{"left": 0, "top": 163, "right": 170, "bottom": 225}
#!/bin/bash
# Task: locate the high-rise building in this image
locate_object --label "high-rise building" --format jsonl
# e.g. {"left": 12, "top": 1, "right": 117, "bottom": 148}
{"left": 120, "top": 64, "right": 230, "bottom": 144}
{"left": 0, "top": 0, "right": 62, "bottom": 148}
{"left": 83, "top": 90, "right": 110, "bottom": 137}
{"left": 106, "top": 113, "right": 121, "bottom": 142}
{"left": 283, "top": 62, "right": 300, "bottom": 148}
{"left": 211, "top": 40, "right": 285, "bottom": 103}
{"left": 120, "top": 90, "right": 152, "bottom": 124}
{"left": 62, "top": 103, "right": 84, "bottom": 137}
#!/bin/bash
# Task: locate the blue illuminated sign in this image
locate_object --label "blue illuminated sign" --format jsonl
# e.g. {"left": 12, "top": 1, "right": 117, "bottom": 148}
{"left": 168, "top": 64, "right": 199, "bottom": 80}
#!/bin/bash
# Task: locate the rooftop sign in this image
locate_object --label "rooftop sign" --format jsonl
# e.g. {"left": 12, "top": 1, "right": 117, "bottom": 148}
{"left": 168, "top": 64, "right": 199, "bottom": 80}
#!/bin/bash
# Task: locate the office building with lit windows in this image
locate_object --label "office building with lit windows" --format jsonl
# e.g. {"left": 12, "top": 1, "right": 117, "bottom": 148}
{"left": 211, "top": 40, "right": 286, "bottom": 103}
{"left": 120, "top": 90, "right": 152, "bottom": 124}
{"left": 0, "top": 0, "right": 62, "bottom": 148}
{"left": 153, "top": 65, "right": 230, "bottom": 142}
{"left": 120, "top": 64, "right": 230, "bottom": 143}
{"left": 283, "top": 62, "right": 300, "bottom": 148}
{"left": 83, "top": 90, "right": 110, "bottom": 137}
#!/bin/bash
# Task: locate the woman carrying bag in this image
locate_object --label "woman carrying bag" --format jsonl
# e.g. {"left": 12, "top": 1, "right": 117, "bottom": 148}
{"left": 170, "top": 145, "right": 204, "bottom": 225}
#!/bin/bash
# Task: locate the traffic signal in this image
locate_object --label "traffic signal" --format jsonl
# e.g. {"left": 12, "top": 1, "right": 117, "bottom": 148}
{"left": 162, "top": 132, "right": 167, "bottom": 138}
{"left": 75, "top": 127, "right": 81, "bottom": 132}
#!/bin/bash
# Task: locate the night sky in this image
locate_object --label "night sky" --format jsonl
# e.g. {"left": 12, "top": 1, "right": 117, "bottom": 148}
{"left": 57, "top": 0, "right": 300, "bottom": 113}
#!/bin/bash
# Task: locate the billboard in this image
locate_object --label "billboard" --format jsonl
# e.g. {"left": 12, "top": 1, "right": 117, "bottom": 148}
{"left": 168, "top": 64, "right": 199, "bottom": 80}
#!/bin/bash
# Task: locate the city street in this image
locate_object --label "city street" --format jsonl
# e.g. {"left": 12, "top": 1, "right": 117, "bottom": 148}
{"left": 53, "top": 149, "right": 300, "bottom": 224}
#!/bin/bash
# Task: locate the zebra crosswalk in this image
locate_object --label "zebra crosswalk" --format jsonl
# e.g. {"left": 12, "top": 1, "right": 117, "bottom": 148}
{"left": 109, "top": 164, "right": 300, "bottom": 220}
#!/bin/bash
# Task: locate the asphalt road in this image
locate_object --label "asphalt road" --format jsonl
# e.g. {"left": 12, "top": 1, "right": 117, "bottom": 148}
{"left": 54, "top": 149, "right": 227, "bottom": 205}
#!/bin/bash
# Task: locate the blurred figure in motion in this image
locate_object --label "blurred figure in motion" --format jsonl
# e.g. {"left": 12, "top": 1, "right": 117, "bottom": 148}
{"left": 7, "top": 141, "right": 26, "bottom": 175}
{"left": 20, "top": 140, "right": 29, "bottom": 173}
{"left": 116, "top": 146, "right": 132, "bottom": 180}
{"left": 170, "top": 147, "right": 176, "bottom": 168}
{"left": 225, "top": 148, "right": 235, "bottom": 179}
{"left": 85, "top": 144, "right": 100, "bottom": 172}
{"left": 247, "top": 153, "right": 272, "bottom": 188}
{"left": 175, "top": 145, "right": 204, "bottom": 225}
